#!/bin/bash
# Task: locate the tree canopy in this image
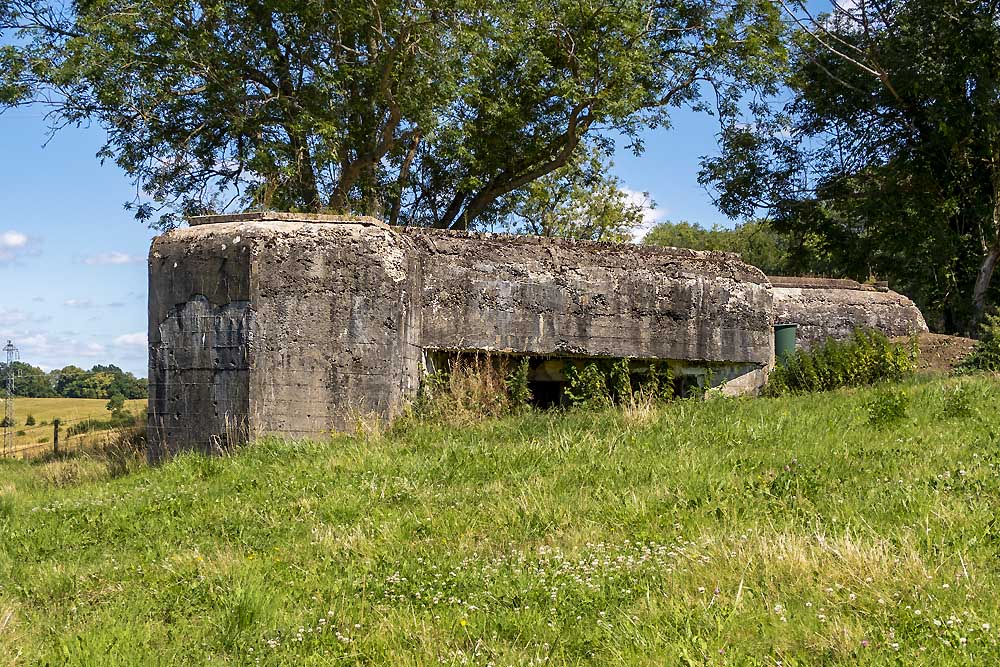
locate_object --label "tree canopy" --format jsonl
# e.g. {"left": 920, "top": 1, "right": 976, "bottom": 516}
{"left": 644, "top": 219, "right": 790, "bottom": 274}
{"left": 0, "top": 362, "right": 147, "bottom": 399}
{"left": 701, "top": 0, "right": 1000, "bottom": 332}
{"left": 507, "top": 143, "right": 652, "bottom": 242}
{"left": 1, "top": 0, "right": 786, "bottom": 231}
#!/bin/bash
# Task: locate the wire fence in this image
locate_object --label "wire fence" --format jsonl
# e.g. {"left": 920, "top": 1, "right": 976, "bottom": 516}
{"left": 2, "top": 348, "right": 147, "bottom": 461}
{"left": 2, "top": 407, "right": 145, "bottom": 460}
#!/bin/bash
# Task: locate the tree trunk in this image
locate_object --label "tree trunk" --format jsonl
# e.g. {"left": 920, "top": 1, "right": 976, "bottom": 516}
{"left": 971, "top": 171, "right": 1000, "bottom": 330}
{"left": 972, "top": 243, "right": 1000, "bottom": 329}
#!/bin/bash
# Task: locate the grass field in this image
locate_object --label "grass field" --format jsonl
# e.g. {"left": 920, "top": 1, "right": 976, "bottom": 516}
{"left": 1, "top": 376, "right": 1000, "bottom": 665}
{"left": 5, "top": 398, "right": 146, "bottom": 455}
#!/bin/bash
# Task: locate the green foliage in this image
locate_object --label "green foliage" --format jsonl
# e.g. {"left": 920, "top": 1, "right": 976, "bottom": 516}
{"left": 0, "top": 416, "right": 11, "bottom": 428}
{"left": 504, "top": 358, "right": 533, "bottom": 409}
{"left": 564, "top": 361, "right": 611, "bottom": 406}
{"left": 644, "top": 219, "right": 789, "bottom": 274}
{"left": 24, "top": 414, "right": 35, "bottom": 426}
{"left": 0, "top": 362, "right": 146, "bottom": 400}
{"left": 957, "top": 312, "right": 1000, "bottom": 374}
{"left": 0, "top": 361, "right": 56, "bottom": 397}
{"left": 642, "top": 361, "right": 676, "bottom": 402}
{"left": 0, "top": 0, "right": 786, "bottom": 230}
{"left": 106, "top": 393, "right": 126, "bottom": 419}
{"left": 866, "top": 388, "right": 909, "bottom": 428}
{"left": 564, "top": 358, "right": 675, "bottom": 406}
{"left": 510, "top": 143, "right": 651, "bottom": 241}
{"left": 765, "top": 330, "right": 917, "bottom": 395}
{"left": 702, "top": 0, "right": 1000, "bottom": 330}
{"left": 52, "top": 365, "right": 147, "bottom": 400}
{"left": 938, "top": 383, "right": 977, "bottom": 420}
{"left": 413, "top": 355, "right": 523, "bottom": 423}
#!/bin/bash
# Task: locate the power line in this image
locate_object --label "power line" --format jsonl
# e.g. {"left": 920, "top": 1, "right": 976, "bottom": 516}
{"left": 3, "top": 341, "right": 19, "bottom": 456}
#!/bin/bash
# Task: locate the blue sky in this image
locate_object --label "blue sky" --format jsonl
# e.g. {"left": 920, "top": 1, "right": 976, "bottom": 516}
{"left": 0, "top": 95, "right": 736, "bottom": 377}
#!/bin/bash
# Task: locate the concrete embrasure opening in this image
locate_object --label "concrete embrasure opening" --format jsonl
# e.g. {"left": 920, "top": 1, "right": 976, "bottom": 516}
{"left": 422, "top": 351, "right": 700, "bottom": 408}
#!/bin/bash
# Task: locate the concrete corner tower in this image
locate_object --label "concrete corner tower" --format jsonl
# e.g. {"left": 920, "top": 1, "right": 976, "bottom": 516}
{"left": 148, "top": 213, "right": 775, "bottom": 461}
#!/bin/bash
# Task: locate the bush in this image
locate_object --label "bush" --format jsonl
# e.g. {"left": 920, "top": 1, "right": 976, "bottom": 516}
{"left": 765, "top": 329, "right": 917, "bottom": 396}
{"left": 66, "top": 410, "right": 139, "bottom": 438}
{"left": 866, "top": 388, "right": 909, "bottom": 427}
{"left": 957, "top": 312, "right": 1000, "bottom": 374}
{"left": 25, "top": 414, "right": 35, "bottom": 426}
{"left": 564, "top": 359, "right": 675, "bottom": 407}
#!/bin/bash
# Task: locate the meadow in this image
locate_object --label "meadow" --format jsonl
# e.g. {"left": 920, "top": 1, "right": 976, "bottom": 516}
{"left": 5, "top": 398, "right": 146, "bottom": 456}
{"left": 1, "top": 375, "right": 999, "bottom": 665}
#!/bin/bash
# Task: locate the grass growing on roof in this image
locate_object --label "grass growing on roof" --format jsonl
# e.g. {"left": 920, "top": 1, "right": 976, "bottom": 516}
{"left": 2, "top": 376, "right": 1000, "bottom": 665}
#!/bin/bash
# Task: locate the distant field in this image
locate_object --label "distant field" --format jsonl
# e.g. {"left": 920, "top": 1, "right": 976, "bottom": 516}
{"left": 5, "top": 397, "right": 146, "bottom": 456}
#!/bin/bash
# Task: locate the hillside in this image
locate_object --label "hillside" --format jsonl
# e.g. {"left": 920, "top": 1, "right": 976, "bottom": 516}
{"left": 2, "top": 376, "right": 1000, "bottom": 665}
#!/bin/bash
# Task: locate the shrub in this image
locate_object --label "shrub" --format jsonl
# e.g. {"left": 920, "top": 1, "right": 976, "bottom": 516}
{"left": 564, "top": 362, "right": 611, "bottom": 406}
{"left": 866, "top": 388, "right": 909, "bottom": 427}
{"left": 25, "top": 414, "right": 35, "bottom": 426}
{"left": 765, "top": 329, "right": 917, "bottom": 395}
{"left": 957, "top": 312, "right": 1000, "bottom": 374}
{"left": 504, "top": 358, "right": 533, "bottom": 408}
{"left": 564, "top": 359, "right": 676, "bottom": 407}
{"left": 16, "top": 429, "right": 26, "bottom": 437}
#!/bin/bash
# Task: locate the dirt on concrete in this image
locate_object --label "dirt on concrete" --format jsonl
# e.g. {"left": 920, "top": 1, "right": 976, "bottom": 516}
{"left": 895, "top": 332, "right": 976, "bottom": 372}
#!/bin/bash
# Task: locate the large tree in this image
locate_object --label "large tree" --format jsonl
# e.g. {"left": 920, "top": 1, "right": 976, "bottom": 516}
{"left": 701, "top": 0, "right": 1000, "bottom": 332}
{"left": 1, "top": 0, "right": 785, "bottom": 230}
{"left": 506, "top": 142, "right": 652, "bottom": 242}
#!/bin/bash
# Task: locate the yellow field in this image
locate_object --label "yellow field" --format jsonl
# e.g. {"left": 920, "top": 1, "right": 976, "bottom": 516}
{"left": 4, "top": 397, "right": 146, "bottom": 457}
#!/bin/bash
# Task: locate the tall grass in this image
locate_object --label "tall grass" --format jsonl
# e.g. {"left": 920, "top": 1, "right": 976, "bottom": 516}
{"left": 1, "top": 375, "right": 999, "bottom": 665}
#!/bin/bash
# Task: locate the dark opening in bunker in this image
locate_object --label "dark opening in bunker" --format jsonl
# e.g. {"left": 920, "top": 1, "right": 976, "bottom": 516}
{"left": 422, "top": 351, "right": 692, "bottom": 408}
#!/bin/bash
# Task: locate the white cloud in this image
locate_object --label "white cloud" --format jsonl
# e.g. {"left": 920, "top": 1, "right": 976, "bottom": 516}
{"left": 63, "top": 299, "right": 97, "bottom": 308}
{"left": 0, "top": 230, "right": 34, "bottom": 263}
{"left": 84, "top": 252, "right": 144, "bottom": 266}
{"left": 114, "top": 332, "right": 147, "bottom": 348}
{"left": 621, "top": 187, "right": 668, "bottom": 242}
{"left": 6, "top": 333, "right": 105, "bottom": 363}
{"left": 0, "top": 231, "right": 27, "bottom": 248}
{"left": 0, "top": 308, "right": 28, "bottom": 326}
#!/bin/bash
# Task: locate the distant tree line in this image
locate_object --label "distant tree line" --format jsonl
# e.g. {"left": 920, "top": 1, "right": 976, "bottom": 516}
{"left": 0, "top": 362, "right": 147, "bottom": 399}
{"left": 643, "top": 220, "right": 792, "bottom": 276}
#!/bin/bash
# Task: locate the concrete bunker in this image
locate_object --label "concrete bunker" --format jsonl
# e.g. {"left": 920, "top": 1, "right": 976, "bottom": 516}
{"left": 770, "top": 276, "right": 928, "bottom": 350}
{"left": 148, "top": 213, "right": 775, "bottom": 460}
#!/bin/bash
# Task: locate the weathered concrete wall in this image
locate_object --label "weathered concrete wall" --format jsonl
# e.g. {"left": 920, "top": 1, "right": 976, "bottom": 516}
{"left": 770, "top": 276, "right": 928, "bottom": 349}
{"left": 406, "top": 231, "right": 773, "bottom": 364}
{"left": 148, "top": 228, "right": 255, "bottom": 461}
{"left": 148, "top": 213, "right": 775, "bottom": 458}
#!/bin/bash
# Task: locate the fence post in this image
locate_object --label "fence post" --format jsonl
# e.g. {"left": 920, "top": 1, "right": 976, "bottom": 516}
{"left": 53, "top": 419, "right": 60, "bottom": 456}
